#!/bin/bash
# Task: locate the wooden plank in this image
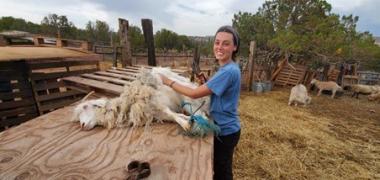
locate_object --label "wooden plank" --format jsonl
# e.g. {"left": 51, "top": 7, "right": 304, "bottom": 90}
{"left": 39, "top": 97, "right": 80, "bottom": 112}
{"left": 0, "top": 91, "right": 33, "bottom": 101}
{"left": 0, "top": 98, "right": 35, "bottom": 110}
{"left": 0, "top": 105, "right": 213, "bottom": 179}
{"left": 28, "top": 60, "right": 98, "bottom": 70}
{"left": 61, "top": 76, "right": 123, "bottom": 95}
{"left": 31, "top": 69, "right": 98, "bottom": 81}
{"left": 33, "top": 81, "right": 65, "bottom": 91}
{"left": 80, "top": 74, "right": 130, "bottom": 85}
{"left": 113, "top": 68, "right": 140, "bottom": 73}
{"left": 94, "top": 71, "right": 136, "bottom": 81}
{"left": 0, "top": 105, "right": 37, "bottom": 117}
{"left": 35, "top": 90, "right": 84, "bottom": 102}
{"left": 0, "top": 113, "right": 38, "bottom": 127}
{"left": 106, "top": 69, "right": 138, "bottom": 77}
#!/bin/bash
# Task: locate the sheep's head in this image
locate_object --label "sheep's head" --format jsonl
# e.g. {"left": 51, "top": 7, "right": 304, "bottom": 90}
{"left": 305, "top": 96, "right": 312, "bottom": 104}
{"left": 72, "top": 99, "right": 107, "bottom": 130}
{"left": 310, "top": 79, "right": 317, "bottom": 85}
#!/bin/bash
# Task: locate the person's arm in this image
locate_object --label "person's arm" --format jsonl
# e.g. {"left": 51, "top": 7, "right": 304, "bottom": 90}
{"left": 160, "top": 75, "right": 212, "bottom": 99}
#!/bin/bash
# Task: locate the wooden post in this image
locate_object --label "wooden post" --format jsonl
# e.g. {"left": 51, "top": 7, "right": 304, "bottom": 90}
{"left": 113, "top": 46, "right": 118, "bottom": 67}
{"left": 118, "top": 18, "right": 132, "bottom": 67}
{"left": 33, "top": 36, "right": 44, "bottom": 46}
{"left": 191, "top": 45, "right": 201, "bottom": 81}
{"left": 247, "top": 41, "right": 256, "bottom": 91}
{"left": 141, "top": 19, "right": 157, "bottom": 66}
{"left": 0, "top": 35, "right": 8, "bottom": 46}
{"left": 322, "top": 64, "right": 330, "bottom": 81}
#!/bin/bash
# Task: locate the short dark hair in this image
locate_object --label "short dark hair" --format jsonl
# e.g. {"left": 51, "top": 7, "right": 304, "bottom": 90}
{"left": 215, "top": 25, "right": 240, "bottom": 59}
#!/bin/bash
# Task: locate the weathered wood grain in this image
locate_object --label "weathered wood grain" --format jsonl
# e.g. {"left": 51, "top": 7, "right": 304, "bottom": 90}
{"left": 0, "top": 104, "right": 213, "bottom": 179}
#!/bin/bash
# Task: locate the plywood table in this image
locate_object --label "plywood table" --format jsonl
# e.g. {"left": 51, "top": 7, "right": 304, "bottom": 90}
{"left": 0, "top": 103, "right": 213, "bottom": 179}
{"left": 0, "top": 66, "right": 213, "bottom": 179}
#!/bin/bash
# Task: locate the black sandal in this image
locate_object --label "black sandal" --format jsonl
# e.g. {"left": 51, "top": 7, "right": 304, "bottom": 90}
{"left": 126, "top": 161, "right": 151, "bottom": 180}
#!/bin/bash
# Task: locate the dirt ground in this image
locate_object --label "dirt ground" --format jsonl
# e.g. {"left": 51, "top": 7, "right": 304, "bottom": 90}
{"left": 234, "top": 88, "right": 380, "bottom": 179}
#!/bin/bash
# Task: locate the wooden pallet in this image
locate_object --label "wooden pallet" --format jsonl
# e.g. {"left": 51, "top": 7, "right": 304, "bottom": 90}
{"left": 275, "top": 64, "right": 307, "bottom": 86}
{"left": 61, "top": 66, "right": 184, "bottom": 96}
{"left": 28, "top": 60, "right": 99, "bottom": 114}
{"left": 0, "top": 61, "right": 38, "bottom": 128}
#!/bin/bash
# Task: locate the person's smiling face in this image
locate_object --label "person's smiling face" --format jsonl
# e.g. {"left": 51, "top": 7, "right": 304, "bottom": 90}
{"left": 213, "top": 32, "right": 237, "bottom": 63}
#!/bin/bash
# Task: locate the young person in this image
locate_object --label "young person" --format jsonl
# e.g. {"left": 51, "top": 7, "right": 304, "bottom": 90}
{"left": 160, "top": 25, "right": 241, "bottom": 180}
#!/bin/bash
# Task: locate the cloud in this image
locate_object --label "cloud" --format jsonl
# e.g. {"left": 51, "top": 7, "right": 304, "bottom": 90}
{"left": 328, "top": 0, "right": 380, "bottom": 35}
{"left": 0, "top": 0, "right": 379, "bottom": 36}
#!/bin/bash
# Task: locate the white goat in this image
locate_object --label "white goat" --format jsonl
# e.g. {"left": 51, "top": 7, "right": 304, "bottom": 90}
{"left": 310, "top": 79, "right": 343, "bottom": 98}
{"left": 71, "top": 67, "right": 218, "bottom": 137}
{"left": 351, "top": 84, "right": 380, "bottom": 99}
{"left": 288, "top": 84, "right": 311, "bottom": 106}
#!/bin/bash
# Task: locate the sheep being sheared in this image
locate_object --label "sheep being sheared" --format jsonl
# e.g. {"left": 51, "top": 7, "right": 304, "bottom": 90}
{"left": 288, "top": 84, "right": 311, "bottom": 106}
{"left": 71, "top": 67, "right": 219, "bottom": 137}
{"left": 350, "top": 84, "right": 380, "bottom": 99}
{"left": 310, "top": 79, "right": 343, "bottom": 98}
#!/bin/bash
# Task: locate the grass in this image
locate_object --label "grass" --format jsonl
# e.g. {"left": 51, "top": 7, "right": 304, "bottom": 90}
{"left": 234, "top": 88, "right": 380, "bottom": 179}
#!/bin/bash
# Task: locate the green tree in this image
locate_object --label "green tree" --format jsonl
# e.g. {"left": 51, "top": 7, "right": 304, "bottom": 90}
{"left": 0, "top": 16, "right": 41, "bottom": 34}
{"left": 41, "top": 14, "right": 76, "bottom": 38}
{"left": 85, "top": 20, "right": 111, "bottom": 44}
{"left": 155, "top": 28, "right": 178, "bottom": 51}
{"left": 232, "top": 0, "right": 380, "bottom": 72}
{"left": 128, "top": 25, "right": 145, "bottom": 52}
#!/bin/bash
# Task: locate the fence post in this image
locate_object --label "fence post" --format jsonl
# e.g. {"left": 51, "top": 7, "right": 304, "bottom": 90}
{"left": 248, "top": 41, "right": 256, "bottom": 91}
{"left": 118, "top": 18, "right": 132, "bottom": 67}
{"left": 141, "top": 19, "right": 157, "bottom": 66}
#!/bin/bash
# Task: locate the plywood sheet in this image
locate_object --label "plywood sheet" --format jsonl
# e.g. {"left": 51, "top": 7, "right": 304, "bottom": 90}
{"left": 0, "top": 104, "right": 213, "bottom": 179}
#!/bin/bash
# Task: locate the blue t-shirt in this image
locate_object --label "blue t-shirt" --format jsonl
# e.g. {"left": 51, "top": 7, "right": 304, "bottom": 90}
{"left": 206, "top": 61, "right": 241, "bottom": 136}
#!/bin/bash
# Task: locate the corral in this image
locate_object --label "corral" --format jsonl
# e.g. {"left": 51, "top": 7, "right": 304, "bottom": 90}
{"left": 1, "top": 17, "right": 379, "bottom": 180}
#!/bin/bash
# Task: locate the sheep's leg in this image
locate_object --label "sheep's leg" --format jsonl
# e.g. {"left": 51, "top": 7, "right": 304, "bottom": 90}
{"left": 331, "top": 90, "right": 336, "bottom": 98}
{"left": 351, "top": 92, "right": 356, "bottom": 98}
{"left": 161, "top": 107, "right": 191, "bottom": 131}
{"left": 288, "top": 98, "right": 293, "bottom": 106}
{"left": 317, "top": 89, "right": 322, "bottom": 96}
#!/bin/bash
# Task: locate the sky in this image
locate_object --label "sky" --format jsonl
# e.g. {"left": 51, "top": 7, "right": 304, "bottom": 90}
{"left": 0, "top": 0, "right": 379, "bottom": 36}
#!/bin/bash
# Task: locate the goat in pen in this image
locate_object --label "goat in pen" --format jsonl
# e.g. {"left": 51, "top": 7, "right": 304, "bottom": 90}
{"left": 71, "top": 67, "right": 220, "bottom": 137}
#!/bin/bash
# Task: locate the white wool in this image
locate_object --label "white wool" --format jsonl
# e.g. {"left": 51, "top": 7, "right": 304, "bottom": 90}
{"left": 72, "top": 67, "right": 210, "bottom": 132}
{"left": 351, "top": 84, "right": 380, "bottom": 98}
{"left": 310, "top": 79, "right": 342, "bottom": 98}
{"left": 288, "top": 84, "right": 311, "bottom": 106}
{"left": 368, "top": 92, "right": 380, "bottom": 101}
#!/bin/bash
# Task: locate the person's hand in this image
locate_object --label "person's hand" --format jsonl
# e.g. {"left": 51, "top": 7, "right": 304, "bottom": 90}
{"left": 196, "top": 72, "right": 208, "bottom": 84}
{"left": 159, "top": 74, "right": 172, "bottom": 86}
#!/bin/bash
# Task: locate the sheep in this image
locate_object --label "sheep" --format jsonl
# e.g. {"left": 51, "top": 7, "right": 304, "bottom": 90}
{"left": 310, "top": 79, "right": 343, "bottom": 98}
{"left": 350, "top": 84, "right": 380, "bottom": 99}
{"left": 288, "top": 84, "right": 312, "bottom": 106}
{"left": 71, "top": 67, "right": 219, "bottom": 137}
{"left": 368, "top": 92, "right": 380, "bottom": 102}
